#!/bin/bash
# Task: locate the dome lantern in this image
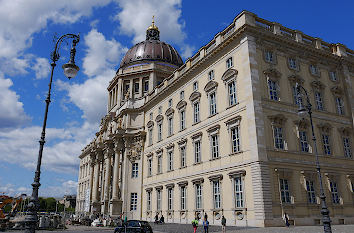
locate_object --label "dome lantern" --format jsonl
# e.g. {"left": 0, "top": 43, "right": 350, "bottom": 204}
{"left": 146, "top": 15, "right": 160, "bottom": 41}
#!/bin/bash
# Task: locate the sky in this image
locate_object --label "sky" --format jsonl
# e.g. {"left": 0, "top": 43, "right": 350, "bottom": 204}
{"left": 0, "top": 0, "right": 353, "bottom": 198}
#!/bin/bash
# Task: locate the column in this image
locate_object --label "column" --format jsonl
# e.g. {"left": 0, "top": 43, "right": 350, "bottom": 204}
{"left": 102, "top": 141, "right": 113, "bottom": 214}
{"left": 92, "top": 149, "right": 102, "bottom": 214}
{"left": 110, "top": 137, "right": 124, "bottom": 216}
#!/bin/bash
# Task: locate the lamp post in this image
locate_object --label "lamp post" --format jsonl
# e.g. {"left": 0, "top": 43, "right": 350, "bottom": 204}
{"left": 24, "top": 34, "right": 80, "bottom": 233}
{"left": 295, "top": 83, "right": 332, "bottom": 233}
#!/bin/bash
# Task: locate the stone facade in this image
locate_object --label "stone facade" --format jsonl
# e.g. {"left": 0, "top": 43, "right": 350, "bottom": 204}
{"left": 76, "top": 11, "right": 354, "bottom": 227}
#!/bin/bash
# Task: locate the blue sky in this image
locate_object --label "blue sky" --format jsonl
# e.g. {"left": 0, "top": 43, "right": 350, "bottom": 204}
{"left": 0, "top": 0, "right": 353, "bottom": 197}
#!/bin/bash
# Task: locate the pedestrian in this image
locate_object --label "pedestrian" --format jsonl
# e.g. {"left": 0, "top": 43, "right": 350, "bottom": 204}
{"left": 160, "top": 215, "right": 165, "bottom": 224}
{"left": 204, "top": 213, "right": 208, "bottom": 221}
{"left": 154, "top": 213, "right": 159, "bottom": 224}
{"left": 283, "top": 212, "right": 290, "bottom": 227}
{"left": 192, "top": 217, "right": 199, "bottom": 233}
{"left": 203, "top": 218, "right": 209, "bottom": 233}
{"left": 221, "top": 215, "right": 226, "bottom": 233}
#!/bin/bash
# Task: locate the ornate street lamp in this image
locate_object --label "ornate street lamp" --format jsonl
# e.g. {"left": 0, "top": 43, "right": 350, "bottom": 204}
{"left": 295, "top": 83, "right": 332, "bottom": 233}
{"left": 24, "top": 34, "right": 80, "bottom": 233}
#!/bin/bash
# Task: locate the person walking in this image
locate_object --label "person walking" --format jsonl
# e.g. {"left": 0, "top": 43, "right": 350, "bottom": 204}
{"left": 203, "top": 217, "right": 209, "bottom": 233}
{"left": 154, "top": 213, "right": 159, "bottom": 224}
{"left": 283, "top": 212, "right": 290, "bottom": 227}
{"left": 221, "top": 215, "right": 226, "bottom": 233}
{"left": 192, "top": 217, "right": 199, "bottom": 233}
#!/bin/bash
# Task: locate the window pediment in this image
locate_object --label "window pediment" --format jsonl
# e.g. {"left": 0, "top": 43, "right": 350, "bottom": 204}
{"left": 191, "top": 132, "right": 203, "bottom": 140}
{"left": 208, "top": 174, "right": 223, "bottom": 181}
{"left": 331, "top": 86, "right": 343, "bottom": 96}
{"left": 189, "top": 91, "right": 201, "bottom": 102}
{"left": 166, "top": 143, "right": 174, "bottom": 150}
{"left": 317, "top": 122, "right": 332, "bottom": 132}
{"left": 155, "top": 114, "right": 164, "bottom": 122}
{"left": 165, "top": 183, "right": 175, "bottom": 188}
{"left": 311, "top": 80, "right": 325, "bottom": 90}
{"left": 263, "top": 68, "right": 281, "bottom": 80}
{"left": 338, "top": 127, "right": 352, "bottom": 136}
{"left": 204, "top": 80, "right": 218, "bottom": 93}
{"left": 177, "top": 181, "right": 188, "bottom": 187}
{"left": 228, "top": 170, "right": 246, "bottom": 178}
{"left": 288, "top": 74, "right": 304, "bottom": 84}
{"left": 293, "top": 119, "right": 309, "bottom": 129}
{"left": 221, "top": 68, "right": 238, "bottom": 82}
{"left": 165, "top": 107, "right": 175, "bottom": 117}
{"left": 207, "top": 124, "right": 220, "bottom": 134}
{"left": 155, "top": 185, "right": 163, "bottom": 190}
{"left": 147, "top": 120, "right": 154, "bottom": 128}
{"left": 191, "top": 178, "right": 204, "bottom": 184}
{"left": 176, "top": 100, "right": 187, "bottom": 110}
{"left": 177, "top": 138, "right": 187, "bottom": 146}
{"left": 268, "top": 114, "right": 287, "bottom": 125}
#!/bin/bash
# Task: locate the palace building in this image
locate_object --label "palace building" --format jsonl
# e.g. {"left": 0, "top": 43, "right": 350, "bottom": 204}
{"left": 76, "top": 11, "right": 354, "bottom": 227}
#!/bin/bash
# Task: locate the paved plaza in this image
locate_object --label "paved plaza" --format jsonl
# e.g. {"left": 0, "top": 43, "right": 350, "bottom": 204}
{"left": 8, "top": 224, "right": 354, "bottom": 233}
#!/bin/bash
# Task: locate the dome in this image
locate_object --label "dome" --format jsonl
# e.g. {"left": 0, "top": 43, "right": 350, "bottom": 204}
{"left": 119, "top": 19, "right": 183, "bottom": 68}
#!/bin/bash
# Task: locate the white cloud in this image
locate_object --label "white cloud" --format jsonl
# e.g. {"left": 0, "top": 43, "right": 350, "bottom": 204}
{"left": 83, "top": 29, "right": 127, "bottom": 77}
{"left": 32, "top": 57, "right": 51, "bottom": 79}
{"left": 0, "top": 74, "right": 30, "bottom": 128}
{"left": 0, "top": 122, "right": 96, "bottom": 174}
{"left": 0, "top": 183, "right": 31, "bottom": 197}
{"left": 58, "top": 28, "right": 127, "bottom": 124}
{"left": 114, "top": 0, "right": 194, "bottom": 59}
{"left": 40, "top": 180, "right": 78, "bottom": 197}
{"left": 0, "top": 0, "right": 112, "bottom": 76}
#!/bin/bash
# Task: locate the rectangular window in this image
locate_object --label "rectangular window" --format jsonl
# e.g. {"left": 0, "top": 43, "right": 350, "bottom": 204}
{"left": 180, "top": 146, "right": 186, "bottom": 168}
{"left": 168, "top": 99, "right": 173, "bottom": 108}
{"left": 157, "top": 123, "right": 162, "bottom": 141}
{"left": 213, "top": 180, "right": 221, "bottom": 209}
{"left": 234, "top": 177, "right": 244, "bottom": 208}
{"left": 157, "top": 154, "right": 162, "bottom": 174}
{"left": 130, "top": 193, "right": 137, "bottom": 211}
{"left": 148, "top": 128, "right": 153, "bottom": 146}
{"left": 132, "top": 163, "right": 138, "bottom": 178}
{"left": 231, "top": 126, "right": 240, "bottom": 153}
{"left": 208, "top": 70, "right": 214, "bottom": 80}
{"left": 322, "top": 134, "right": 331, "bottom": 155}
{"left": 193, "top": 81, "right": 198, "bottom": 91}
{"left": 336, "top": 97, "right": 344, "bottom": 115}
{"left": 180, "top": 186, "right": 186, "bottom": 210}
{"left": 226, "top": 57, "right": 233, "bottom": 69}
{"left": 168, "top": 188, "right": 173, "bottom": 210}
{"left": 157, "top": 189, "right": 162, "bottom": 210}
{"left": 228, "top": 81, "right": 237, "bottom": 106}
{"left": 209, "top": 92, "right": 217, "bottom": 116}
{"left": 147, "top": 191, "right": 151, "bottom": 211}
{"left": 193, "top": 102, "right": 200, "bottom": 123}
{"left": 134, "top": 82, "right": 139, "bottom": 93}
{"left": 211, "top": 134, "right": 219, "bottom": 159}
{"left": 148, "top": 158, "right": 152, "bottom": 176}
{"left": 293, "top": 86, "right": 303, "bottom": 106}
{"left": 125, "top": 84, "right": 130, "bottom": 92}
{"left": 273, "top": 126, "right": 284, "bottom": 149}
{"left": 315, "top": 91, "right": 324, "bottom": 110}
{"left": 144, "top": 80, "right": 149, "bottom": 92}
{"left": 180, "top": 90, "right": 184, "bottom": 100}
{"left": 195, "top": 184, "right": 202, "bottom": 209}
{"left": 268, "top": 80, "right": 278, "bottom": 100}
{"left": 168, "top": 117, "right": 173, "bottom": 136}
{"left": 280, "top": 178, "right": 291, "bottom": 203}
{"left": 168, "top": 150, "right": 173, "bottom": 171}
{"left": 194, "top": 141, "right": 201, "bottom": 163}
{"left": 265, "top": 50, "right": 274, "bottom": 63}
{"left": 180, "top": 110, "right": 185, "bottom": 131}
{"left": 330, "top": 181, "right": 340, "bottom": 204}
{"left": 306, "top": 180, "right": 316, "bottom": 204}
{"left": 299, "top": 131, "right": 309, "bottom": 152}
{"left": 288, "top": 58, "right": 297, "bottom": 69}
{"left": 343, "top": 137, "right": 352, "bottom": 158}
{"left": 329, "top": 71, "right": 337, "bottom": 81}
{"left": 310, "top": 64, "right": 318, "bottom": 75}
